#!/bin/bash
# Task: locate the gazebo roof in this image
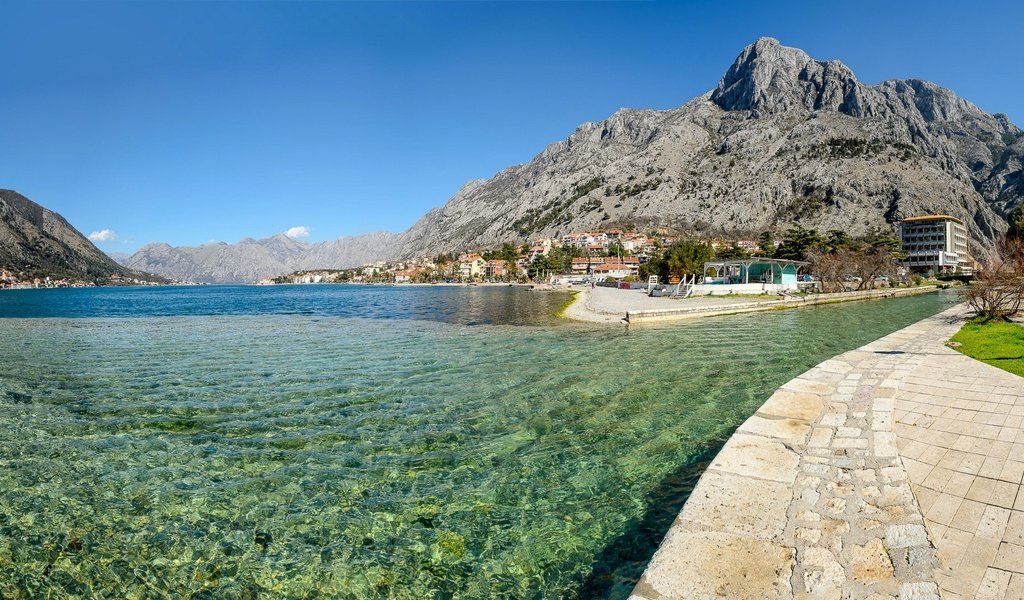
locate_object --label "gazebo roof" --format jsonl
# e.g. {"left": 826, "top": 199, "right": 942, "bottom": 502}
{"left": 703, "top": 258, "right": 808, "bottom": 268}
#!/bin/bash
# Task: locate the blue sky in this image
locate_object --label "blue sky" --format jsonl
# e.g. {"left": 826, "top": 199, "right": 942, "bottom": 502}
{"left": 1, "top": 1, "right": 1021, "bottom": 253}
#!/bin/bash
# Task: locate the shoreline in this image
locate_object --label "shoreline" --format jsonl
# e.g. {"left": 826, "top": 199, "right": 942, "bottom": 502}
{"left": 562, "top": 285, "right": 942, "bottom": 325}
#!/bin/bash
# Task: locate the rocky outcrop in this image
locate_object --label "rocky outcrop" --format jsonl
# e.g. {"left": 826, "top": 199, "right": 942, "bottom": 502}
{"left": 119, "top": 231, "right": 400, "bottom": 283}
{"left": 0, "top": 189, "right": 147, "bottom": 281}
{"left": 394, "top": 38, "right": 1022, "bottom": 258}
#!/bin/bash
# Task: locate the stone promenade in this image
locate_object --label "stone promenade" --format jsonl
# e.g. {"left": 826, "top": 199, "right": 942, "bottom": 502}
{"left": 630, "top": 305, "right": 1024, "bottom": 599}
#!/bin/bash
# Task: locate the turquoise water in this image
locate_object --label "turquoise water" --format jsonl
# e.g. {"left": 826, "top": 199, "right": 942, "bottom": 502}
{"left": 0, "top": 287, "right": 955, "bottom": 598}
{"left": 0, "top": 285, "right": 571, "bottom": 325}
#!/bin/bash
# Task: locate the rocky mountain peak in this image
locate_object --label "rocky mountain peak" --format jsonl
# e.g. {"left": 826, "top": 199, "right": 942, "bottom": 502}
{"left": 711, "top": 38, "right": 1002, "bottom": 127}
{"left": 712, "top": 37, "right": 869, "bottom": 116}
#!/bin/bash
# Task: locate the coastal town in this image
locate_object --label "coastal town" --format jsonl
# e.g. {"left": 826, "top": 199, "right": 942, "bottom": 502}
{"left": 259, "top": 229, "right": 664, "bottom": 285}
{"left": 0, "top": 268, "right": 170, "bottom": 290}
{"left": 260, "top": 214, "right": 979, "bottom": 291}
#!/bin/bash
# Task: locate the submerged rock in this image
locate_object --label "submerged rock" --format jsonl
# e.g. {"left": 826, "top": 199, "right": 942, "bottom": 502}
{"left": 6, "top": 391, "right": 32, "bottom": 404}
{"left": 254, "top": 530, "right": 272, "bottom": 550}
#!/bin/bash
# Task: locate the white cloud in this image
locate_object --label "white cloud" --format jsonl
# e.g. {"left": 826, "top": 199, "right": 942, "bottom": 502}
{"left": 88, "top": 229, "right": 117, "bottom": 242}
{"left": 285, "top": 226, "right": 310, "bottom": 239}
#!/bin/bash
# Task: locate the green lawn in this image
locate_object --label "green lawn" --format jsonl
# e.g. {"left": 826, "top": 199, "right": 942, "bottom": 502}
{"left": 949, "top": 319, "right": 1024, "bottom": 378}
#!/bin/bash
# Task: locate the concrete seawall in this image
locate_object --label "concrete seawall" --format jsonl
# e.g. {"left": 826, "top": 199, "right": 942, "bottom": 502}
{"left": 630, "top": 304, "right": 1024, "bottom": 599}
{"left": 625, "top": 286, "right": 940, "bottom": 324}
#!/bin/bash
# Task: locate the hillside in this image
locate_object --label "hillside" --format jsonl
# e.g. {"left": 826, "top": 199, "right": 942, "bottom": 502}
{"left": 395, "top": 37, "right": 1022, "bottom": 258}
{"left": 0, "top": 189, "right": 152, "bottom": 282}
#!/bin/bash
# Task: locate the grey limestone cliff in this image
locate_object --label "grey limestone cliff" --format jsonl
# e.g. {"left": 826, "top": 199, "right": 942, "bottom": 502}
{"left": 395, "top": 37, "right": 1022, "bottom": 258}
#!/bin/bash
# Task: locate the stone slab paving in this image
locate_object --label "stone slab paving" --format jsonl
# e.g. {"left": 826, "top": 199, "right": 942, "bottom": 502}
{"left": 630, "top": 305, "right": 1024, "bottom": 599}
{"left": 893, "top": 323, "right": 1024, "bottom": 599}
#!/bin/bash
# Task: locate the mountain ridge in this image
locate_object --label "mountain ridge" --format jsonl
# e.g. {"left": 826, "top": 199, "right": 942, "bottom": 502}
{"left": 117, "top": 231, "right": 400, "bottom": 283}
{"left": 120, "top": 38, "right": 1023, "bottom": 281}
{"left": 389, "top": 37, "right": 1021, "bottom": 259}
{"left": 0, "top": 189, "right": 156, "bottom": 282}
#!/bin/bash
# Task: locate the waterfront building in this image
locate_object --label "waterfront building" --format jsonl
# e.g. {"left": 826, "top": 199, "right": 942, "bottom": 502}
{"left": 484, "top": 259, "right": 508, "bottom": 279}
{"left": 898, "top": 214, "right": 970, "bottom": 275}
{"left": 571, "top": 258, "right": 592, "bottom": 275}
{"left": 571, "top": 257, "right": 639, "bottom": 277}
{"left": 458, "top": 254, "right": 486, "bottom": 279}
{"left": 700, "top": 258, "right": 806, "bottom": 294}
{"left": 394, "top": 269, "right": 419, "bottom": 283}
{"left": 593, "top": 263, "right": 633, "bottom": 279}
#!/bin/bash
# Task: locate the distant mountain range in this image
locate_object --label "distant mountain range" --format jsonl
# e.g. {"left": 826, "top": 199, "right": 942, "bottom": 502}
{"left": 27, "top": 37, "right": 1024, "bottom": 283}
{"left": 116, "top": 232, "right": 400, "bottom": 284}
{"left": 0, "top": 189, "right": 152, "bottom": 282}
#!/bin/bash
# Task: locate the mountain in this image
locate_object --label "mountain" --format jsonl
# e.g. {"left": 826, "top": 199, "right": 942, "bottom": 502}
{"left": 118, "top": 231, "right": 399, "bottom": 283}
{"left": 0, "top": 189, "right": 151, "bottom": 282}
{"left": 120, "top": 38, "right": 1024, "bottom": 278}
{"left": 394, "top": 37, "right": 1022, "bottom": 258}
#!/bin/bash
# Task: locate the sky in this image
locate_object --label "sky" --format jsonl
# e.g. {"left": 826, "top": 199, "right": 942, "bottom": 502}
{"left": 1, "top": 0, "right": 1021, "bottom": 253}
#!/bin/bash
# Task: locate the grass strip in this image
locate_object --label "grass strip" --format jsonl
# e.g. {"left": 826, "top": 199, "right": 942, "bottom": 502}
{"left": 949, "top": 319, "right": 1024, "bottom": 378}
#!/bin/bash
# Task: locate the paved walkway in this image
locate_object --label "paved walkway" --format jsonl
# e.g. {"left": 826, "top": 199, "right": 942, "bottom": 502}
{"left": 630, "top": 305, "right": 1024, "bottom": 599}
{"left": 562, "top": 286, "right": 779, "bottom": 323}
{"left": 562, "top": 285, "right": 939, "bottom": 324}
{"left": 895, "top": 341, "right": 1024, "bottom": 598}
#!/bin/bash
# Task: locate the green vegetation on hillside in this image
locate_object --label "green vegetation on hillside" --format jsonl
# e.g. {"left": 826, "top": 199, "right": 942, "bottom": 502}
{"left": 611, "top": 178, "right": 663, "bottom": 200}
{"left": 511, "top": 177, "right": 606, "bottom": 235}
{"left": 572, "top": 177, "right": 604, "bottom": 199}
{"left": 1008, "top": 205, "right": 1024, "bottom": 241}
{"left": 949, "top": 319, "right": 1024, "bottom": 378}
{"left": 803, "top": 137, "right": 916, "bottom": 161}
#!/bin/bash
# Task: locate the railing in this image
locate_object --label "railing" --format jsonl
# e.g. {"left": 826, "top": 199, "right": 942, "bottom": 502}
{"left": 670, "top": 274, "right": 696, "bottom": 298}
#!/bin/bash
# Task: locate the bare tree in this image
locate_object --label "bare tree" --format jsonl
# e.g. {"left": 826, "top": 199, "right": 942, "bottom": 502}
{"left": 962, "top": 237, "right": 1024, "bottom": 320}
{"left": 849, "top": 246, "right": 899, "bottom": 290}
{"left": 807, "top": 247, "right": 900, "bottom": 292}
{"left": 806, "top": 248, "right": 846, "bottom": 292}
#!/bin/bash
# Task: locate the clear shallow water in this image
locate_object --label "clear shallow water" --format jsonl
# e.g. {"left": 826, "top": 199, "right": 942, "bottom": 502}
{"left": 0, "top": 287, "right": 955, "bottom": 598}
